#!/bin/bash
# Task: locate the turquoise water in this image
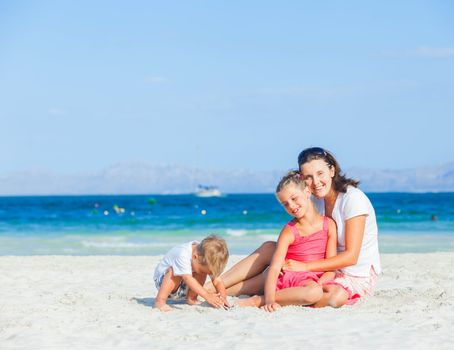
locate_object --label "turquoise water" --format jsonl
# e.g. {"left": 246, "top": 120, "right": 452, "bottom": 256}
{"left": 0, "top": 193, "right": 453, "bottom": 255}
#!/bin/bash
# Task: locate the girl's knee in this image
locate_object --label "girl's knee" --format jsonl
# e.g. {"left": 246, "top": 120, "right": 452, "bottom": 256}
{"left": 296, "top": 283, "right": 323, "bottom": 305}
{"left": 306, "top": 284, "right": 323, "bottom": 304}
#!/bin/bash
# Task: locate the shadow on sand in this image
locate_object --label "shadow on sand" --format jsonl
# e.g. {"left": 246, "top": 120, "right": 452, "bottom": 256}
{"left": 132, "top": 297, "right": 189, "bottom": 310}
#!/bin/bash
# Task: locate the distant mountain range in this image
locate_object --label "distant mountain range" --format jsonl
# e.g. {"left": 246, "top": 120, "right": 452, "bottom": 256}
{"left": 349, "top": 162, "right": 454, "bottom": 192}
{"left": 1, "top": 162, "right": 453, "bottom": 195}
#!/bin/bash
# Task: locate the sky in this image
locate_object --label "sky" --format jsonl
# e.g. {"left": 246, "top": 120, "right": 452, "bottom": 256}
{"left": 1, "top": 0, "right": 453, "bottom": 176}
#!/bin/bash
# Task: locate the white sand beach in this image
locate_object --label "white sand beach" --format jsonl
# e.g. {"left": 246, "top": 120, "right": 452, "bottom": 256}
{"left": 1, "top": 253, "right": 454, "bottom": 350}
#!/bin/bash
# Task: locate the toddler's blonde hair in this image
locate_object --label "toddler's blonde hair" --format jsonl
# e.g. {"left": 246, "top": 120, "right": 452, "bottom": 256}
{"left": 196, "top": 235, "right": 229, "bottom": 277}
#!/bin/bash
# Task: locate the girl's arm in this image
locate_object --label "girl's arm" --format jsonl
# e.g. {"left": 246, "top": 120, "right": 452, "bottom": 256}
{"left": 284, "top": 215, "right": 366, "bottom": 272}
{"left": 317, "top": 218, "right": 337, "bottom": 284}
{"left": 263, "top": 227, "right": 294, "bottom": 312}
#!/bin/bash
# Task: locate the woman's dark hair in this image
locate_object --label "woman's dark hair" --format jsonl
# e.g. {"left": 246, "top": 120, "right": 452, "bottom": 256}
{"left": 297, "top": 147, "right": 359, "bottom": 193}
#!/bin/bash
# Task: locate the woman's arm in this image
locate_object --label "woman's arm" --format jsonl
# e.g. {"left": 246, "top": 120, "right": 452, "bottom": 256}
{"left": 263, "top": 227, "right": 293, "bottom": 312}
{"left": 317, "top": 218, "right": 337, "bottom": 284}
{"left": 284, "top": 215, "right": 366, "bottom": 272}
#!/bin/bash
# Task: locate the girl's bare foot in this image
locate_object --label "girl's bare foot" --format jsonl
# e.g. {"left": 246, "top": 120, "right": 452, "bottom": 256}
{"left": 235, "top": 295, "right": 263, "bottom": 308}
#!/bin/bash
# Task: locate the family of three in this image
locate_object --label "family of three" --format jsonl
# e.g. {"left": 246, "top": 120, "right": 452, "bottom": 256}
{"left": 153, "top": 147, "right": 381, "bottom": 312}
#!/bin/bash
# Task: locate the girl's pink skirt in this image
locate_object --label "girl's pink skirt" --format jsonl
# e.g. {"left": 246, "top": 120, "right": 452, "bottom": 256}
{"left": 276, "top": 270, "right": 324, "bottom": 290}
{"left": 276, "top": 267, "right": 379, "bottom": 306}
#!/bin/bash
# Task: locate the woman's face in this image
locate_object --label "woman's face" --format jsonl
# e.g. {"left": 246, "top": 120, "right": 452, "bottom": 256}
{"left": 300, "top": 159, "right": 335, "bottom": 199}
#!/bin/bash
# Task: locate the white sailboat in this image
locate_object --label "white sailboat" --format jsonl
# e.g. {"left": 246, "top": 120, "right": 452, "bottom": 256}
{"left": 194, "top": 185, "right": 222, "bottom": 197}
{"left": 191, "top": 145, "right": 222, "bottom": 197}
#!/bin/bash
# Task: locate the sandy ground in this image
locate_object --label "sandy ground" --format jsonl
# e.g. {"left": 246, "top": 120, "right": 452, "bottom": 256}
{"left": 1, "top": 253, "right": 454, "bottom": 350}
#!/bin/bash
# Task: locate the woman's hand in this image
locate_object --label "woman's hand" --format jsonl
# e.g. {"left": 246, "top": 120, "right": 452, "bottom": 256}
{"left": 283, "top": 259, "right": 307, "bottom": 271}
{"left": 261, "top": 302, "right": 281, "bottom": 313}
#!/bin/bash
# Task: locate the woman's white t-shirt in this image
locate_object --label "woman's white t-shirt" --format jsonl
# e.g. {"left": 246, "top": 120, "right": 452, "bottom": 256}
{"left": 313, "top": 186, "right": 381, "bottom": 277}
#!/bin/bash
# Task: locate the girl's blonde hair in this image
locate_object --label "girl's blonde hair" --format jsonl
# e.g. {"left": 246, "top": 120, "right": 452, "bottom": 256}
{"left": 196, "top": 235, "right": 229, "bottom": 277}
{"left": 275, "top": 170, "right": 306, "bottom": 193}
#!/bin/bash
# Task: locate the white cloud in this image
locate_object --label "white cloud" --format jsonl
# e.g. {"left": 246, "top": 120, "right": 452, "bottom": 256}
{"left": 48, "top": 107, "right": 68, "bottom": 117}
{"left": 144, "top": 76, "right": 169, "bottom": 84}
{"left": 251, "top": 80, "right": 420, "bottom": 98}
{"left": 382, "top": 47, "right": 454, "bottom": 59}
{"left": 413, "top": 47, "right": 454, "bottom": 58}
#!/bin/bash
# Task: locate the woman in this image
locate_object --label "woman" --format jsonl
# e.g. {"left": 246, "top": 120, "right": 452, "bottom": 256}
{"left": 209, "top": 147, "right": 381, "bottom": 306}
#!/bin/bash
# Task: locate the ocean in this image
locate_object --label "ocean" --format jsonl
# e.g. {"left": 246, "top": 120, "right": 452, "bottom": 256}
{"left": 0, "top": 193, "right": 453, "bottom": 255}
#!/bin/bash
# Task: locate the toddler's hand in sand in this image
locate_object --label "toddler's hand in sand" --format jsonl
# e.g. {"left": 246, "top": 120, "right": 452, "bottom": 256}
{"left": 261, "top": 302, "right": 281, "bottom": 313}
{"left": 221, "top": 295, "right": 231, "bottom": 309}
{"left": 205, "top": 293, "right": 224, "bottom": 309}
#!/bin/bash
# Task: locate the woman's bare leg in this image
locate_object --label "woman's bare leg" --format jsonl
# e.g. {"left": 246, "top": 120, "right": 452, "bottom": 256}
{"left": 236, "top": 281, "right": 323, "bottom": 308}
{"left": 205, "top": 241, "right": 276, "bottom": 293}
{"left": 226, "top": 269, "right": 267, "bottom": 296}
{"left": 313, "top": 284, "right": 348, "bottom": 308}
{"left": 235, "top": 295, "right": 264, "bottom": 307}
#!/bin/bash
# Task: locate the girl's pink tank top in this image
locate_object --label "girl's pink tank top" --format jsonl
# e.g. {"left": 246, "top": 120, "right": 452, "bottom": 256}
{"left": 285, "top": 216, "right": 329, "bottom": 262}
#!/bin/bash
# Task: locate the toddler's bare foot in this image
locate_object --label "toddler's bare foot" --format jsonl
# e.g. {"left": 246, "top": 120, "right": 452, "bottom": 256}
{"left": 155, "top": 301, "right": 173, "bottom": 312}
{"left": 235, "top": 295, "right": 263, "bottom": 308}
{"left": 187, "top": 298, "right": 202, "bottom": 306}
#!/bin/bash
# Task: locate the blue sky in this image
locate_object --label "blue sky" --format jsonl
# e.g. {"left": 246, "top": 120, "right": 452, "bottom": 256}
{"left": 1, "top": 0, "right": 453, "bottom": 175}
